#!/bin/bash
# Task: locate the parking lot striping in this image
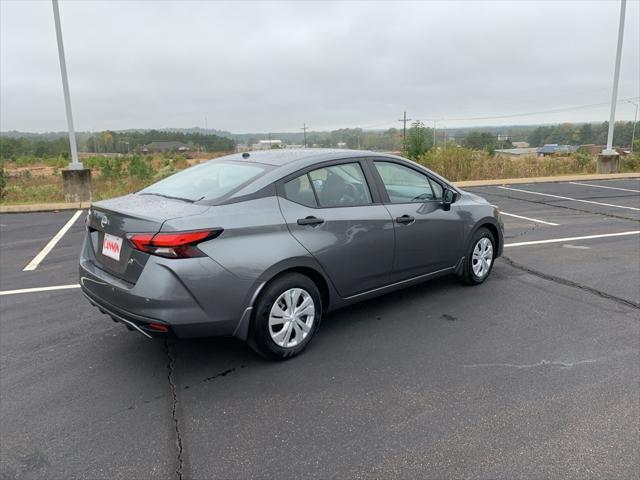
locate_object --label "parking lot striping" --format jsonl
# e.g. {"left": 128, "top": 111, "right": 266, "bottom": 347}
{"left": 497, "top": 186, "right": 640, "bottom": 211}
{"left": 499, "top": 211, "right": 559, "bottom": 226}
{"left": 568, "top": 181, "right": 640, "bottom": 193}
{"left": 23, "top": 210, "right": 84, "bottom": 271}
{"left": 504, "top": 230, "right": 640, "bottom": 248}
{"left": 0, "top": 284, "right": 80, "bottom": 296}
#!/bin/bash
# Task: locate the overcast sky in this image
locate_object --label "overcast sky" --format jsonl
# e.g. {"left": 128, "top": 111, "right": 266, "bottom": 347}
{"left": 1, "top": 0, "right": 638, "bottom": 133}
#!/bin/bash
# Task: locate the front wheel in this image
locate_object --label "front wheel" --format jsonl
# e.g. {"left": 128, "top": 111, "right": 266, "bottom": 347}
{"left": 249, "top": 273, "right": 322, "bottom": 360}
{"left": 458, "top": 227, "right": 496, "bottom": 285}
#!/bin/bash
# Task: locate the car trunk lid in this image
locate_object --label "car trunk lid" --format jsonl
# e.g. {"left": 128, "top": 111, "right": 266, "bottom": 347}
{"left": 87, "top": 194, "right": 210, "bottom": 284}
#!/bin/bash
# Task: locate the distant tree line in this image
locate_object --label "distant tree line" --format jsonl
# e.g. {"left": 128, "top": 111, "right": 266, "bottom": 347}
{"left": 86, "top": 130, "right": 235, "bottom": 154}
{"left": 0, "top": 130, "right": 235, "bottom": 159}
{"left": 0, "top": 136, "right": 72, "bottom": 160}
{"left": 526, "top": 121, "right": 637, "bottom": 148}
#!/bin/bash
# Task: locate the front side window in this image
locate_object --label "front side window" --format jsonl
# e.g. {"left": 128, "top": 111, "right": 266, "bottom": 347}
{"left": 140, "top": 161, "right": 269, "bottom": 202}
{"left": 373, "top": 161, "right": 439, "bottom": 203}
{"left": 308, "top": 163, "right": 372, "bottom": 207}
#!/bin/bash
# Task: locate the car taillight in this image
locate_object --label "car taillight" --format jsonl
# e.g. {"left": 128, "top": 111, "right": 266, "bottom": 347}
{"left": 127, "top": 229, "right": 223, "bottom": 258}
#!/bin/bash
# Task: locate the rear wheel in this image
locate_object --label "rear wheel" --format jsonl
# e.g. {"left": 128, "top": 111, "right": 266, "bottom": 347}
{"left": 250, "top": 273, "right": 322, "bottom": 360}
{"left": 459, "top": 227, "right": 496, "bottom": 285}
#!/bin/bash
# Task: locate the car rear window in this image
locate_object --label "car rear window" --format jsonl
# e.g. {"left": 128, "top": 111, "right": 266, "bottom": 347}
{"left": 140, "top": 161, "right": 269, "bottom": 202}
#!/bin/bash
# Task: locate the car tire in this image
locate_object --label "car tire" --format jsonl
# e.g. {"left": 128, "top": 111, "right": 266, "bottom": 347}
{"left": 458, "top": 227, "right": 496, "bottom": 285}
{"left": 249, "top": 273, "right": 322, "bottom": 360}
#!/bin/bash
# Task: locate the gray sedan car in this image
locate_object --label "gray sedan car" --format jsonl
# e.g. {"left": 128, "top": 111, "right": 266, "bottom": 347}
{"left": 80, "top": 149, "right": 503, "bottom": 359}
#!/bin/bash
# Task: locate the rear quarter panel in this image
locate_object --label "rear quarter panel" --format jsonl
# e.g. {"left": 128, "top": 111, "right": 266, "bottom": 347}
{"left": 161, "top": 196, "right": 320, "bottom": 281}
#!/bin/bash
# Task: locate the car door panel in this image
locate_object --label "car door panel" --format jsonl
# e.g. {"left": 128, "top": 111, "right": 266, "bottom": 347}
{"left": 371, "top": 160, "right": 464, "bottom": 277}
{"left": 278, "top": 198, "right": 395, "bottom": 298}
{"left": 277, "top": 161, "right": 395, "bottom": 298}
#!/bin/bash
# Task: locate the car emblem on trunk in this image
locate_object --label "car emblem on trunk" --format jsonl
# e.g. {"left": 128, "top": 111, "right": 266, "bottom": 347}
{"left": 101, "top": 216, "right": 109, "bottom": 228}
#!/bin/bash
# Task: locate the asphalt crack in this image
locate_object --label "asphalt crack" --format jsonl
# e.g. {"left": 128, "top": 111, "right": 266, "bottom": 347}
{"left": 463, "top": 358, "right": 602, "bottom": 369}
{"left": 164, "top": 340, "right": 184, "bottom": 480}
{"left": 501, "top": 255, "right": 640, "bottom": 310}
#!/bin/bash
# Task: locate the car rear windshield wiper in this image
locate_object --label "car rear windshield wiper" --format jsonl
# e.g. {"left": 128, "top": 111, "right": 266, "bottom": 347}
{"left": 138, "top": 192, "right": 197, "bottom": 203}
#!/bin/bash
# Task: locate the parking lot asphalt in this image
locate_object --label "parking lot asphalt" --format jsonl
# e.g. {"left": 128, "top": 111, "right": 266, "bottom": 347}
{"left": 1, "top": 178, "right": 639, "bottom": 479}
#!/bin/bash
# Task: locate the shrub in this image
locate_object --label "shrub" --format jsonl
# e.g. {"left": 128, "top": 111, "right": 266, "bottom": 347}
{"left": 127, "top": 155, "right": 154, "bottom": 179}
{"left": 45, "top": 156, "right": 68, "bottom": 168}
{"left": 99, "top": 157, "right": 123, "bottom": 179}
{"left": 621, "top": 153, "right": 639, "bottom": 172}
{"left": 15, "top": 156, "right": 37, "bottom": 167}
{"left": 0, "top": 162, "right": 5, "bottom": 197}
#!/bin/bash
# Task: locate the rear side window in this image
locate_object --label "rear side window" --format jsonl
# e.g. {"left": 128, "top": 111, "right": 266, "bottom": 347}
{"left": 283, "top": 162, "right": 372, "bottom": 208}
{"left": 309, "top": 163, "right": 372, "bottom": 207}
{"left": 374, "top": 161, "right": 439, "bottom": 203}
{"left": 140, "top": 161, "right": 269, "bottom": 202}
{"left": 284, "top": 174, "right": 317, "bottom": 207}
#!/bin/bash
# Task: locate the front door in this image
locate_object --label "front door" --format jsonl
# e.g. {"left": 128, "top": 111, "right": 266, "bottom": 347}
{"left": 278, "top": 161, "right": 395, "bottom": 297}
{"left": 371, "top": 160, "right": 463, "bottom": 278}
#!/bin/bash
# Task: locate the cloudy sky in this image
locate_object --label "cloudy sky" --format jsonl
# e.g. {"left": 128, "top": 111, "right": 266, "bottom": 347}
{"left": 1, "top": 0, "right": 638, "bottom": 133}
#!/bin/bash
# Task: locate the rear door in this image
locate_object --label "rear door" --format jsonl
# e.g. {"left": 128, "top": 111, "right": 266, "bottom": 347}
{"left": 277, "top": 160, "right": 395, "bottom": 297}
{"left": 370, "top": 160, "right": 463, "bottom": 277}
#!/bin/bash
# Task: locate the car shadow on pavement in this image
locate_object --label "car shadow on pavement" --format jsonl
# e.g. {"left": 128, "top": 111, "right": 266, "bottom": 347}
{"left": 166, "top": 270, "right": 479, "bottom": 383}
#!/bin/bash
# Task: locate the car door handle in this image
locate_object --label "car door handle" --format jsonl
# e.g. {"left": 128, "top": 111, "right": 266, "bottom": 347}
{"left": 297, "top": 216, "right": 325, "bottom": 226}
{"left": 395, "top": 215, "right": 415, "bottom": 225}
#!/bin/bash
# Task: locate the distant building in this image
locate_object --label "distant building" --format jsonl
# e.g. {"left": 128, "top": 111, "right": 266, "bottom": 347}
{"left": 494, "top": 147, "right": 540, "bottom": 158}
{"left": 336, "top": 142, "right": 347, "bottom": 148}
{"left": 141, "top": 141, "right": 190, "bottom": 153}
{"left": 497, "top": 133, "right": 510, "bottom": 142}
{"left": 512, "top": 141, "right": 530, "bottom": 148}
{"left": 538, "top": 144, "right": 578, "bottom": 156}
{"left": 252, "top": 140, "right": 283, "bottom": 150}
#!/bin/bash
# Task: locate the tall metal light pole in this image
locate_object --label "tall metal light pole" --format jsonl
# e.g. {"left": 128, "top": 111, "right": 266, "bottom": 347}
{"left": 52, "top": 0, "right": 82, "bottom": 169}
{"left": 603, "top": 0, "right": 626, "bottom": 155}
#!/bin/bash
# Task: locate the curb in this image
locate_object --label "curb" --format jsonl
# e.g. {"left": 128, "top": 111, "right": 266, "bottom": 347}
{"left": 1, "top": 173, "right": 638, "bottom": 213}
{"left": 454, "top": 172, "right": 640, "bottom": 188}
{"left": 0, "top": 202, "right": 91, "bottom": 214}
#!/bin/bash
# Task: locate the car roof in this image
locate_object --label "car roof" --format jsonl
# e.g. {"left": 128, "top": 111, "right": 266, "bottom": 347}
{"left": 218, "top": 148, "right": 400, "bottom": 168}
{"left": 209, "top": 148, "right": 457, "bottom": 205}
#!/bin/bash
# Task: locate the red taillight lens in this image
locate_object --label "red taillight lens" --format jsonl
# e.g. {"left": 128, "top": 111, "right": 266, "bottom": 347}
{"left": 127, "top": 229, "right": 222, "bottom": 258}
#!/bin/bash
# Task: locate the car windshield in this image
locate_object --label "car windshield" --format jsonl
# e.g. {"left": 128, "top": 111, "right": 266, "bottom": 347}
{"left": 140, "top": 161, "right": 269, "bottom": 202}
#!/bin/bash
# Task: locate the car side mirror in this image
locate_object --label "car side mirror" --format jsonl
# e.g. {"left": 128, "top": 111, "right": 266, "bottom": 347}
{"left": 442, "top": 188, "right": 455, "bottom": 210}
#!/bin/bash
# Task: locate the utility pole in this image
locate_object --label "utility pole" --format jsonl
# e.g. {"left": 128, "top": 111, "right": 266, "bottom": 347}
{"left": 398, "top": 112, "right": 411, "bottom": 150}
{"left": 52, "top": 0, "right": 81, "bottom": 170}
{"left": 604, "top": 0, "right": 626, "bottom": 155}
{"left": 301, "top": 123, "right": 308, "bottom": 148}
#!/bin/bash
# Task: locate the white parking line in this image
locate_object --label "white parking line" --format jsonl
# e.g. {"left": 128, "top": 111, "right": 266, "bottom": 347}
{"left": 500, "top": 212, "right": 559, "bottom": 226}
{"left": 568, "top": 181, "right": 640, "bottom": 193}
{"left": 23, "top": 210, "right": 83, "bottom": 271}
{"left": 0, "top": 284, "right": 80, "bottom": 296}
{"left": 498, "top": 186, "right": 640, "bottom": 211}
{"left": 504, "top": 230, "right": 640, "bottom": 248}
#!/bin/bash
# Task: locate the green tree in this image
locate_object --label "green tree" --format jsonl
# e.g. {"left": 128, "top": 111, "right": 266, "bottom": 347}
{"left": 405, "top": 121, "right": 431, "bottom": 158}
{"left": 463, "top": 131, "right": 495, "bottom": 151}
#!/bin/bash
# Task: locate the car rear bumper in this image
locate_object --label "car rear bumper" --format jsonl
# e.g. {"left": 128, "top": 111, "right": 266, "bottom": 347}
{"left": 79, "top": 236, "right": 258, "bottom": 339}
